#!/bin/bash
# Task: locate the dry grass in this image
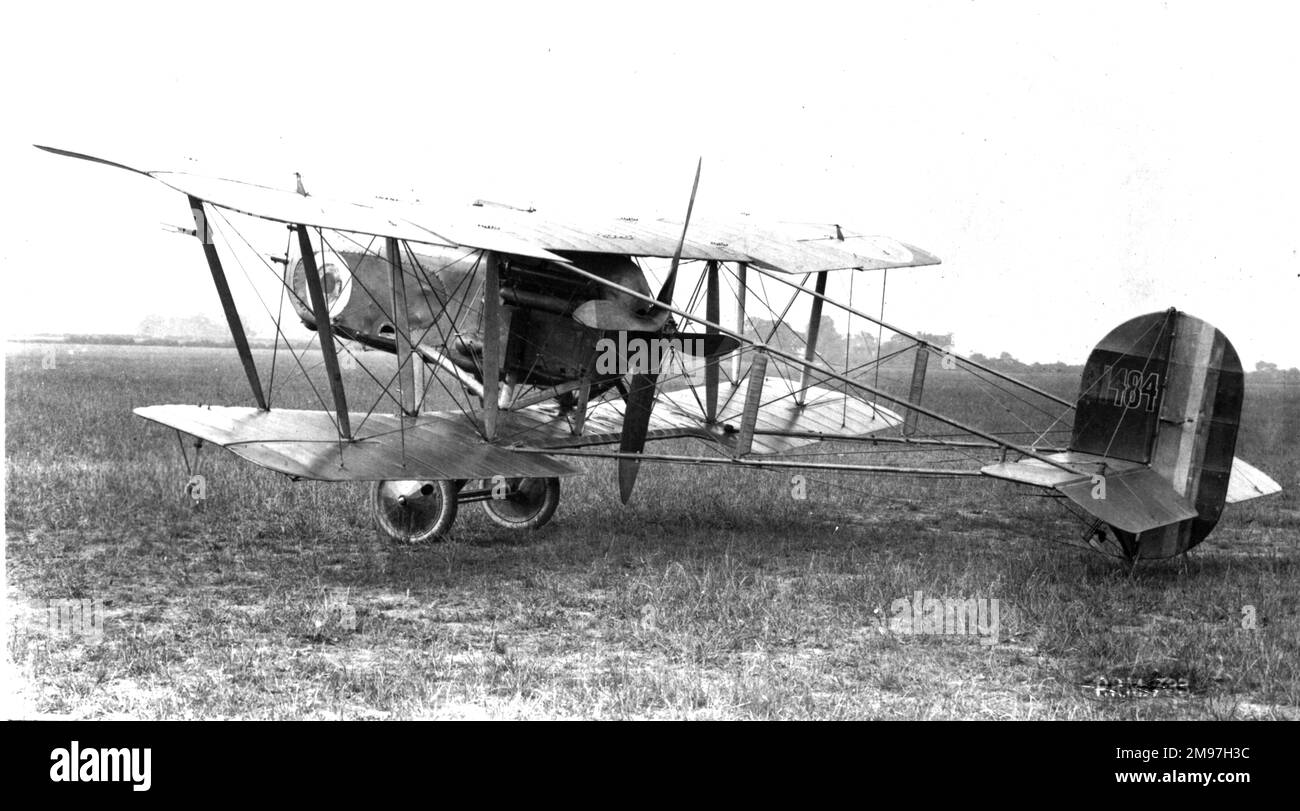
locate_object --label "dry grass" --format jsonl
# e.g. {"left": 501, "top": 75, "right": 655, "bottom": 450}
{"left": 5, "top": 342, "right": 1298, "bottom": 719}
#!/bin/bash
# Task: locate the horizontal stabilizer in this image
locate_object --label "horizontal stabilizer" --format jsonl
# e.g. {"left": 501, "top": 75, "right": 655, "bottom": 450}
{"left": 984, "top": 452, "right": 1199, "bottom": 535}
{"left": 1055, "top": 467, "right": 1199, "bottom": 535}
{"left": 981, "top": 458, "right": 1085, "bottom": 489}
{"left": 136, "top": 405, "right": 577, "bottom": 482}
{"left": 982, "top": 450, "right": 1140, "bottom": 488}
{"left": 1226, "top": 457, "right": 1283, "bottom": 504}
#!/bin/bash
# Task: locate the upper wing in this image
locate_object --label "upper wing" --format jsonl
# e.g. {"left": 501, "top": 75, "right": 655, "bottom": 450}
{"left": 34, "top": 145, "right": 572, "bottom": 263}
{"left": 414, "top": 202, "right": 940, "bottom": 273}
{"left": 37, "top": 145, "right": 938, "bottom": 273}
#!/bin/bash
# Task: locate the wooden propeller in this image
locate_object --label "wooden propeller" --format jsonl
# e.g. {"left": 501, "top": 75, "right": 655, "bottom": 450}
{"left": 617, "top": 159, "right": 702, "bottom": 503}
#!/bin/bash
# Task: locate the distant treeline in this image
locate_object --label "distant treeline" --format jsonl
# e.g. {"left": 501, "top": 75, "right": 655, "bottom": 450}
{"left": 12, "top": 334, "right": 280, "bottom": 349}
{"left": 12, "top": 333, "right": 1297, "bottom": 379}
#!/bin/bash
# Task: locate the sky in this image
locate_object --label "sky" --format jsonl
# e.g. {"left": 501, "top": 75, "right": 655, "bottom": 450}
{"left": 3, "top": 0, "right": 1298, "bottom": 367}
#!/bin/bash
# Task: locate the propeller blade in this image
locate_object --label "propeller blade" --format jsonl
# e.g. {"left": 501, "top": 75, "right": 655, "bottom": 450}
{"left": 616, "top": 160, "right": 702, "bottom": 503}
{"left": 644, "top": 157, "right": 702, "bottom": 318}
{"left": 573, "top": 299, "right": 672, "bottom": 332}
{"left": 674, "top": 332, "right": 741, "bottom": 358}
{"left": 617, "top": 371, "right": 658, "bottom": 503}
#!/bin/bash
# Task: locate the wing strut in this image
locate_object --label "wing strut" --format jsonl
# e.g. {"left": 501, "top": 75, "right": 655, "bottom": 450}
{"left": 387, "top": 237, "right": 417, "bottom": 418}
{"left": 733, "top": 351, "right": 769, "bottom": 456}
{"left": 296, "top": 225, "right": 352, "bottom": 440}
{"left": 903, "top": 345, "right": 929, "bottom": 437}
{"left": 731, "top": 261, "right": 748, "bottom": 383}
{"left": 796, "top": 270, "right": 829, "bottom": 404}
{"left": 188, "top": 196, "right": 267, "bottom": 410}
{"left": 480, "top": 250, "right": 502, "bottom": 441}
{"left": 705, "top": 260, "right": 720, "bottom": 422}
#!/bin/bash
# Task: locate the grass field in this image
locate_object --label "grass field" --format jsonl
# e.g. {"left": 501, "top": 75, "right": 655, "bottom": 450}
{"left": 5, "top": 341, "right": 1299, "bottom": 719}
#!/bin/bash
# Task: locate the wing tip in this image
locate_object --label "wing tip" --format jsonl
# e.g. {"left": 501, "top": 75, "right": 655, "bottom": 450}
{"left": 34, "top": 144, "right": 150, "bottom": 176}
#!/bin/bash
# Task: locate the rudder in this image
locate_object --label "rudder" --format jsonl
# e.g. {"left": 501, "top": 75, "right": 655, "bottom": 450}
{"left": 1071, "top": 309, "right": 1243, "bottom": 557}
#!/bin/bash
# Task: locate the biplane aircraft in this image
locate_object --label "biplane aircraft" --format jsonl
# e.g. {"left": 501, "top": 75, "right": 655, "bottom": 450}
{"left": 37, "top": 146, "right": 1282, "bottom": 561}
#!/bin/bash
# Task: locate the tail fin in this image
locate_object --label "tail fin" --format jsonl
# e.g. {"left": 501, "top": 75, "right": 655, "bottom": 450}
{"left": 1071, "top": 309, "right": 1246, "bottom": 557}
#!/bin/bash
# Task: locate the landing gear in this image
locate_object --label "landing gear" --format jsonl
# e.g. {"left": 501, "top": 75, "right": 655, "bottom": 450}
{"left": 477, "top": 476, "right": 561, "bottom": 531}
{"left": 371, "top": 479, "right": 458, "bottom": 543}
{"left": 370, "top": 476, "right": 561, "bottom": 543}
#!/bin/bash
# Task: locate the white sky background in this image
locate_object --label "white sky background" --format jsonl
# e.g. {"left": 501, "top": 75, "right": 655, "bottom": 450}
{"left": 2, "top": 0, "right": 1297, "bottom": 367}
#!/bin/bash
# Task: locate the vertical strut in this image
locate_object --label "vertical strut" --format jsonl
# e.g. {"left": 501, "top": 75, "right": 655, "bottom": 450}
{"left": 796, "top": 270, "right": 829, "bottom": 404}
{"left": 572, "top": 381, "right": 591, "bottom": 436}
{"left": 296, "top": 225, "right": 351, "bottom": 440}
{"left": 874, "top": 269, "right": 888, "bottom": 391}
{"left": 734, "top": 351, "right": 768, "bottom": 456}
{"left": 705, "top": 260, "right": 720, "bottom": 422}
{"left": 189, "top": 196, "right": 267, "bottom": 410}
{"left": 732, "top": 261, "right": 747, "bottom": 382}
{"left": 388, "top": 237, "right": 417, "bottom": 418}
{"left": 904, "top": 345, "right": 930, "bottom": 437}
{"left": 480, "top": 250, "right": 501, "bottom": 441}
{"left": 572, "top": 341, "right": 599, "bottom": 436}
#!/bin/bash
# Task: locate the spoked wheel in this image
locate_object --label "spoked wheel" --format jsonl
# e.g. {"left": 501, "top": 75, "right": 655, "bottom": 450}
{"left": 371, "top": 480, "right": 458, "bottom": 543}
{"left": 477, "top": 476, "right": 561, "bottom": 531}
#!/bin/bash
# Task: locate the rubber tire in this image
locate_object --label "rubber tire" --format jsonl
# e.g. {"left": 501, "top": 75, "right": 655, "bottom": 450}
{"left": 371, "top": 479, "right": 458, "bottom": 543}
{"left": 480, "top": 477, "right": 561, "bottom": 531}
